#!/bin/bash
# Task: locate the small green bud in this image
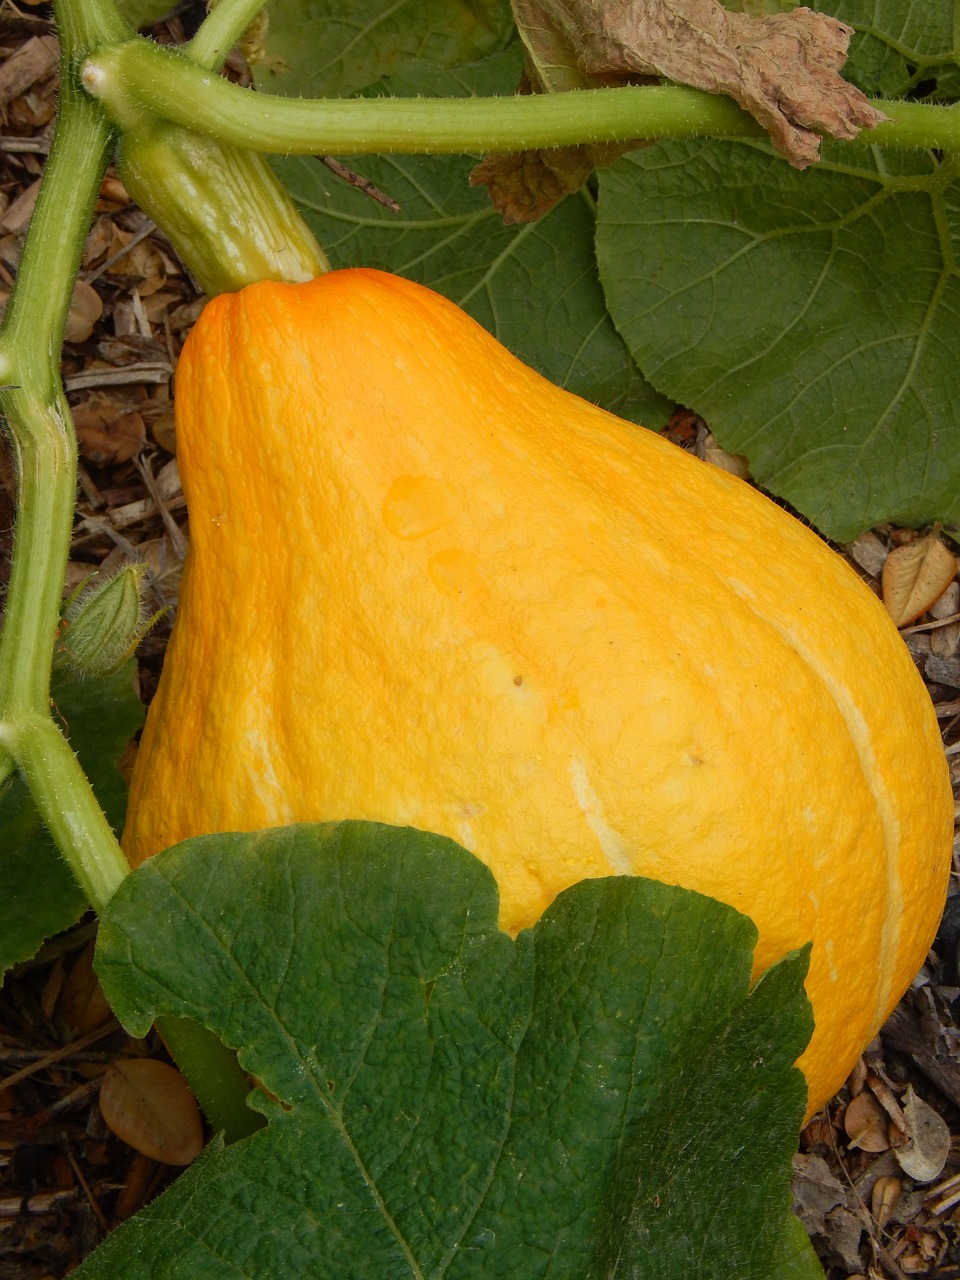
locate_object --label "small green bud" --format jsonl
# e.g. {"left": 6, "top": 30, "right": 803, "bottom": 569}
{"left": 55, "top": 564, "right": 160, "bottom": 677}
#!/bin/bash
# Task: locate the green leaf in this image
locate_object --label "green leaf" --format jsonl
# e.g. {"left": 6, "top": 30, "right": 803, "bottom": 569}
{"left": 596, "top": 139, "right": 960, "bottom": 540}
{"left": 828, "top": 0, "right": 960, "bottom": 100}
{"left": 268, "top": 50, "right": 671, "bottom": 425}
{"left": 79, "top": 821, "right": 812, "bottom": 1278}
{"left": 719, "top": 2, "right": 960, "bottom": 100}
{"left": 0, "top": 662, "right": 143, "bottom": 978}
{"left": 258, "top": 0, "right": 515, "bottom": 98}
{"left": 771, "top": 1214, "right": 828, "bottom": 1280}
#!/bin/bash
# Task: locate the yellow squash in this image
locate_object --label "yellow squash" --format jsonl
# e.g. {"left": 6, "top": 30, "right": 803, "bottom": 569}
{"left": 123, "top": 269, "right": 954, "bottom": 1118}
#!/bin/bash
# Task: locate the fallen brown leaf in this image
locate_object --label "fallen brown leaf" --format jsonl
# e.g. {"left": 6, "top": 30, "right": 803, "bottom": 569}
{"left": 894, "top": 1087, "right": 950, "bottom": 1184}
{"left": 99, "top": 1059, "right": 204, "bottom": 1166}
{"left": 58, "top": 941, "right": 113, "bottom": 1037}
{"left": 870, "top": 1174, "right": 901, "bottom": 1231}
{"left": 64, "top": 280, "right": 104, "bottom": 345}
{"left": 843, "top": 1090, "right": 890, "bottom": 1153}
{"left": 882, "top": 530, "right": 958, "bottom": 628}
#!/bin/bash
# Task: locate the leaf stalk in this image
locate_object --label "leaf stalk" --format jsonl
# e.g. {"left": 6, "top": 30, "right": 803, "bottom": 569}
{"left": 82, "top": 37, "right": 960, "bottom": 158}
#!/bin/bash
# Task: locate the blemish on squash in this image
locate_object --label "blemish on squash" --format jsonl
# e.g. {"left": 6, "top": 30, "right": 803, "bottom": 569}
{"left": 453, "top": 800, "right": 485, "bottom": 853}
{"left": 428, "top": 548, "right": 485, "bottom": 600}
{"left": 823, "top": 936, "right": 838, "bottom": 984}
{"left": 569, "top": 758, "right": 632, "bottom": 876}
{"left": 382, "top": 475, "right": 456, "bottom": 539}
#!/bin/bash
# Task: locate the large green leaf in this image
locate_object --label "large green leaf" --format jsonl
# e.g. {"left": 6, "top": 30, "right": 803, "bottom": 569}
{"left": 596, "top": 139, "right": 960, "bottom": 540}
{"left": 722, "top": 1, "right": 959, "bottom": 99}
{"left": 259, "top": 0, "right": 515, "bottom": 98}
{"left": 0, "top": 662, "right": 143, "bottom": 977}
{"left": 821, "top": 0, "right": 960, "bottom": 99}
{"left": 77, "top": 822, "right": 814, "bottom": 1278}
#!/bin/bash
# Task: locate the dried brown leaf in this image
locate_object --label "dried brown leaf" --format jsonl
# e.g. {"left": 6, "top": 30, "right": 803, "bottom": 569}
{"left": 521, "top": 0, "right": 883, "bottom": 164}
{"left": 882, "top": 531, "right": 958, "bottom": 628}
{"left": 871, "top": 1175, "right": 901, "bottom": 1231}
{"left": 471, "top": 139, "right": 629, "bottom": 224}
{"left": 791, "top": 1152, "right": 845, "bottom": 1235}
{"left": 846, "top": 531, "right": 887, "bottom": 583}
{"left": 894, "top": 1087, "right": 950, "bottom": 1184}
{"left": 475, "top": 0, "right": 885, "bottom": 220}
{"left": 82, "top": 214, "right": 118, "bottom": 268}
{"left": 100, "top": 1059, "right": 204, "bottom": 1166}
{"left": 58, "top": 942, "right": 113, "bottom": 1036}
{"left": 64, "top": 280, "right": 104, "bottom": 345}
{"left": 105, "top": 230, "right": 166, "bottom": 292}
{"left": 843, "top": 1091, "right": 890, "bottom": 1153}
{"left": 1, "top": 177, "right": 41, "bottom": 234}
{"left": 72, "top": 393, "right": 147, "bottom": 466}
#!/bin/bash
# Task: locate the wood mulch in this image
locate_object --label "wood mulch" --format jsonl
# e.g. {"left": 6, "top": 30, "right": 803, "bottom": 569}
{"left": 1, "top": 6, "right": 959, "bottom": 1276}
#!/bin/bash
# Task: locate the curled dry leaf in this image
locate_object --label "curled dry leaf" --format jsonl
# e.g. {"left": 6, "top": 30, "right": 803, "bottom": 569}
{"left": 700, "top": 432, "right": 750, "bottom": 479}
{"left": 100, "top": 1058, "right": 204, "bottom": 1166}
{"left": 58, "top": 940, "right": 113, "bottom": 1036}
{"left": 105, "top": 230, "right": 167, "bottom": 296}
{"left": 871, "top": 1175, "right": 901, "bottom": 1231}
{"left": 843, "top": 1090, "right": 890, "bottom": 1153}
{"left": 470, "top": 136, "right": 630, "bottom": 225}
{"left": 64, "top": 279, "right": 104, "bottom": 344}
{"left": 97, "top": 174, "right": 131, "bottom": 210}
{"left": 882, "top": 531, "right": 958, "bottom": 628}
{"left": 894, "top": 1087, "right": 950, "bottom": 1184}
{"left": 473, "top": 0, "right": 884, "bottom": 219}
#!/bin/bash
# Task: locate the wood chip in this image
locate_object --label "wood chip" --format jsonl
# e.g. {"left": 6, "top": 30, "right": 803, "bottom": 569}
{"left": 0, "top": 35, "right": 58, "bottom": 107}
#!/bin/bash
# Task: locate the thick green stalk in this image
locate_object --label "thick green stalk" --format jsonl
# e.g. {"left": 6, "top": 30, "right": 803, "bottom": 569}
{"left": 5, "top": 714, "right": 128, "bottom": 907}
{"left": 57, "top": 0, "right": 130, "bottom": 51}
{"left": 0, "top": 79, "right": 119, "bottom": 764}
{"left": 157, "top": 1018, "right": 261, "bottom": 1142}
{"left": 83, "top": 38, "right": 960, "bottom": 157}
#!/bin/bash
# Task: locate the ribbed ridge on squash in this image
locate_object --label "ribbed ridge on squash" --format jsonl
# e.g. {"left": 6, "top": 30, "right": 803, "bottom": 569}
{"left": 723, "top": 576, "right": 900, "bottom": 1032}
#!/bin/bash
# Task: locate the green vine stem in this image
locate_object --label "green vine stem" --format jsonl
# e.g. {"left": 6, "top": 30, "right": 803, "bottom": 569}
{"left": 186, "top": 0, "right": 269, "bottom": 72}
{"left": 82, "top": 37, "right": 960, "bottom": 157}
{"left": 0, "top": 66, "right": 124, "bottom": 866}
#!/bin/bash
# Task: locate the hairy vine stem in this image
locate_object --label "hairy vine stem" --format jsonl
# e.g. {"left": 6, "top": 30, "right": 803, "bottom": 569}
{"left": 83, "top": 37, "right": 960, "bottom": 159}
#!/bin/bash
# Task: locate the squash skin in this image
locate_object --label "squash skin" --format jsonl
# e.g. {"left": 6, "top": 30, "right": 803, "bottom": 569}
{"left": 123, "top": 268, "right": 954, "bottom": 1119}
